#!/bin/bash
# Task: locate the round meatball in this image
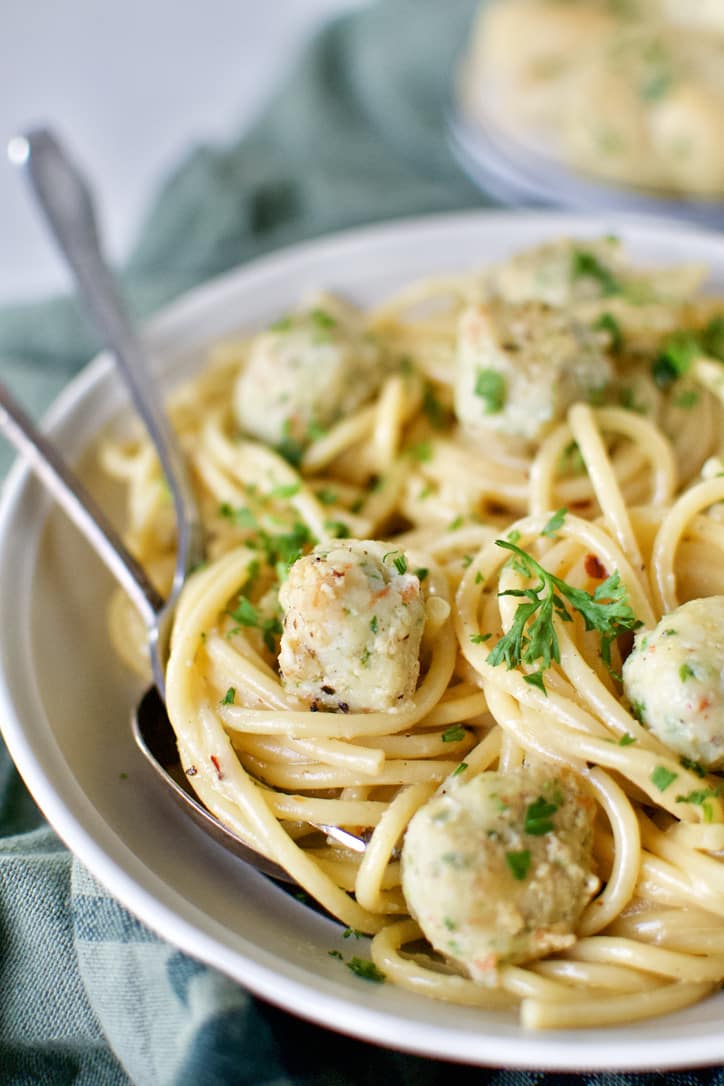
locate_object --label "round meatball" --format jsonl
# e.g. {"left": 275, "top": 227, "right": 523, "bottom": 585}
{"left": 489, "top": 238, "right": 625, "bottom": 309}
{"left": 454, "top": 301, "right": 612, "bottom": 443}
{"left": 278, "top": 540, "right": 426, "bottom": 713}
{"left": 623, "top": 596, "right": 724, "bottom": 769}
{"left": 401, "top": 762, "right": 598, "bottom": 983}
{"left": 234, "top": 299, "right": 383, "bottom": 449}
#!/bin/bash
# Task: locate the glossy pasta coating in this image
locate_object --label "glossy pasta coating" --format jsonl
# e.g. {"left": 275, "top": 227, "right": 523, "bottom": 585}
{"left": 454, "top": 300, "right": 612, "bottom": 443}
{"left": 234, "top": 299, "right": 383, "bottom": 448}
{"left": 623, "top": 596, "right": 724, "bottom": 769}
{"left": 401, "top": 763, "right": 599, "bottom": 983}
{"left": 278, "top": 539, "right": 426, "bottom": 713}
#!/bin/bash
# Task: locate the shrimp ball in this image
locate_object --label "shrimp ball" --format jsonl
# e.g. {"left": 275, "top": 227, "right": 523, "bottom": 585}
{"left": 401, "top": 762, "right": 599, "bottom": 984}
{"left": 623, "top": 596, "right": 724, "bottom": 769}
{"left": 489, "top": 237, "right": 625, "bottom": 309}
{"left": 455, "top": 301, "right": 612, "bottom": 443}
{"left": 278, "top": 540, "right": 426, "bottom": 713}
{"left": 234, "top": 299, "right": 383, "bottom": 450}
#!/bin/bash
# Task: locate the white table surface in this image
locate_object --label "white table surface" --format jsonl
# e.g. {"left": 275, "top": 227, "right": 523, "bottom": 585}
{"left": 0, "top": 0, "right": 362, "bottom": 303}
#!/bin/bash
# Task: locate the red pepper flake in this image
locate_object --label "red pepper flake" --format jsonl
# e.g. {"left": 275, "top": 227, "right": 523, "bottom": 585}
{"left": 698, "top": 697, "right": 712, "bottom": 712}
{"left": 210, "top": 755, "right": 224, "bottom": 780}
{"left": 584, "top": 554, "right": 607, "bottom": 580}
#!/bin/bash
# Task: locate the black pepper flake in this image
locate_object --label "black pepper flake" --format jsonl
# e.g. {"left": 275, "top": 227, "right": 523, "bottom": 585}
{"left": 321, "top": 685, "right": 336, "bottom": 695}
{"left": 186, "top": 765, "right": 198, "bottom": 777}
{"left": 338, "top": 702, "right": 350, "bottom": 714}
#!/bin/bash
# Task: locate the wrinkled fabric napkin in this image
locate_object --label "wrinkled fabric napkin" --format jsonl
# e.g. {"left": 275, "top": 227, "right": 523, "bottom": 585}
{"left": 2, "top": 1, "right": 724, "bottom": 1084}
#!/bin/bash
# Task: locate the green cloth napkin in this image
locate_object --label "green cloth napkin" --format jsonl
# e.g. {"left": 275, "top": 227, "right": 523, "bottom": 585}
{"left": 1, "top": 2, "right": 724, "bottom": 1083}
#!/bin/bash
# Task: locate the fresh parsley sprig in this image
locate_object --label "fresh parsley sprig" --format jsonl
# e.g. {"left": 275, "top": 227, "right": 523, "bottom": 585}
{"left": 486, "top": 540, "right": 641, "bottom": 689}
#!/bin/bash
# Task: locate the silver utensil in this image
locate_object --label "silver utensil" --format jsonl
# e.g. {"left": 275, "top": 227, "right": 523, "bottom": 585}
{"left": 5, "top": 128, "right": 364, "bottom": 880}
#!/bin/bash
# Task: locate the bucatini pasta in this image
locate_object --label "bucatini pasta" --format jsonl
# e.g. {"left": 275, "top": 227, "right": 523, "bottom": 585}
{"left": 102, "top": 234, "right": 724, "bottom": 1028}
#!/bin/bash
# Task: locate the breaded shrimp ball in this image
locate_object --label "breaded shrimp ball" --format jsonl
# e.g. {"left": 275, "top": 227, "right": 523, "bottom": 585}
{"left": 623, "top": 596, "right": 724, "bottom": 769}
{"left": 278, "top": 539, "right": 426, "bottom": 713}
{"left": 401, "top": 762, "right": 599, "bottom": 983}
{"left": 455, "top": 300, "right": 612, "bottom": 443}
{"left": 234, "top": 299, "right": 383, "bottom": 450}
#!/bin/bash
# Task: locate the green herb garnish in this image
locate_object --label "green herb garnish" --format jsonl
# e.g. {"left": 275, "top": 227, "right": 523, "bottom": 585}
{"left": 542, "top": 507, "right": 567, "bottom": 539}
{"left": 474, "top": 369, "right": 506, "bottom": 414}
{"left": 506, "top": 850, "right": 531, "bottom": 881}
{"left": 571, "top": 250, "right": 621, "bottom": 296}
{"left": 221, "top": 687, "right": 236, "bottom": 705}
{"left": 594, "top": 311, "right": 623, "bottom": 352}
{"left": 524, "top": 796, "right": 559, "bottom": 836}
{"left": 487, "top": 540, "right": 641, "bottom": 677}
{"left": 652, "top": 331, "right": 701, "bottom": 390}
{"left": 651, "top": 765, "right": 678, "bottom": 792}
{"left": 442, "top": 725, "right": 466, "bottom": 743}
{"left": 346, "top": 958, "right": 386, "bottom": 983}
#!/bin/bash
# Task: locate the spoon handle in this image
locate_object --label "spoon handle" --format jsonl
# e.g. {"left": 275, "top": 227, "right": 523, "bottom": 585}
{"left": 0, "top": 382, "right": 164, "bottom": 625}
{"left": 10, "top": 128, "right": 204, "bottom": 607}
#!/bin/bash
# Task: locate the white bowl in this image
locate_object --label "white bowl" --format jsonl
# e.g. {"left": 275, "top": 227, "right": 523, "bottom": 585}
{"left": 3, "top": 210, "right": 724, "bottom": 1071}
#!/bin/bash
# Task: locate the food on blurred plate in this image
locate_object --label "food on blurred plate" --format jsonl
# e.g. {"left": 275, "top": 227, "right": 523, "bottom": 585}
{"left": 459, "top": 0, "right": 724, "bottom": 197}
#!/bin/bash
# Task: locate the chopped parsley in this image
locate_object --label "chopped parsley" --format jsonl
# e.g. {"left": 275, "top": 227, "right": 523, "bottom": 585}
{"left": 524, "top": 796, "right": 559, "bottom": 836}
{"left": 310, "top": 308, "right": 337, "bottom": 330}
{"left": 370, "top": 615, "right": 379, "bottom": 634}
{"left": 269, "top": 482, "right": 301, "bottom": 500}
{"left": 618, "top": 733, "right": 637, "bottom": 746}
{"left": 702, "top": 316, "right": 724, "bottom": 361}
{"left": 506, "top": 849, "right": 531, "bottom": 881}
{"left": 474, "top": 368, "right": 506, "bottom": 414}
{"left": 306, "top": 420, "right": 328, "bottom": 443}
{"left": 422, "top": 384, "right": 448, "bottom": 429}
{"left": 409, "top": 440, "right": 432, "bottom": 462}
{"left": 414, "top": 567, "right": 429, "bottom": 583}
{"left": 228, "top": 596, "right": 259, "bottom": 628}
{"left": 571, "top": 250, "right": 621, "bottom": 296}
{"left": 523, "top": 670, "right": 547, "bottom": 693}
{"left": 219, "top": 503, "right": 257, "bottom": 529}
{"left": 680, "top": 756, "right": 707, "bottom": 778}
{"left": 679, "top": 663, "right": 695, "bottom": 682}
{"left": 442, "top": 725, "right": 466, "bottom": 743}
{"left": 221, "top": 687, "right": 236, "bottom": 705}
{"left": 451, "top": 762, "right": 468, "bottom": 778}
{"left": 328, "top": 949, "right": 343, "bottom": 960}
{"left": 343, "top": 927, "right": 364, "bottom": 940}
{"left": 324, "top": 519, "right": 350, "bottom": 539}
{"left": 651, "top": 765, "right": 678, "bottom": 792}
{"left": 227, "top": 595, "right": 282, "bottom": 653}
{"left": 676, "top": 786, "right": 721, "bottom": 807}
{"left": 275, "top": 422, "right": 305, "bottom": 467}
{"left": 448, "top": 515, "right": 464, "bottom": 531}
{"left": 470, "top": 633, "right": 491, "bottom": 644}
{"left": 594, "top": 311, "right": 623, "bottom": 352}
{"left": 542, "top": 507, "right": 567, "bottom": 539}
{"left": 346, "top": 958, "right": 386, "bottom": 983}
{"left": 383, "top": 551, "right": 408, "bottom": 575}
{"left": 487, "top": 540, "right": 641, "bottom": 684}
{"left": 315, "top": 487, "right": 339, "bottom": 506}
{"left": 652, "top": 330, "right": 701, "bottom": 390}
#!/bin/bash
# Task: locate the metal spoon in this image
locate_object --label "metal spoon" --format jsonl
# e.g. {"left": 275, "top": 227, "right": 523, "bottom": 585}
{"left": 5, "top": 128, "right": 364, "bottom": 880}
